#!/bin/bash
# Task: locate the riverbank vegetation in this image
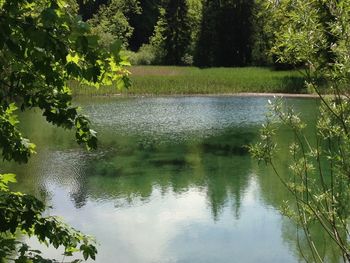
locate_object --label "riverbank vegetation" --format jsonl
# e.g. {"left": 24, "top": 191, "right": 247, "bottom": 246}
{"left": 71, "top": 66, "right": 306, "bottom": 95}
{"left": 250, "top": 0, "right": 350, "bottom": 261}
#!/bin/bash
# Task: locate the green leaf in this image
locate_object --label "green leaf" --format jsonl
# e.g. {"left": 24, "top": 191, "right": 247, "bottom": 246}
{"left": 76, "top": 36, "right": 88, "bottom": 53}
{"left": 66, "top": 62, "right": 82, "bottom": 77}
{"left": 110, "top": 39, "right": 122, "bottom": 57}
{"left": 0, "top": 173, "right": 16, "bottom": 190}
{"left": 66, "top": 53, "right": 80, "bottom": 64}
{"left": 28, "top": 29, "right": 48, "bottom": 48}
{"left": 86, "top": 35, "right": 99, "bottom": 48}
{"left": 41, "top": 8, "right": 58, "bottom": 27}
{"left": 6, "top": 39, "right": 21, "bottom": 55}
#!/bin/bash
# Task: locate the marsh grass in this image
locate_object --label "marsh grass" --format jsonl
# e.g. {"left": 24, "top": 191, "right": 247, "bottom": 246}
{"left": 70, "top": 66, "right": 306, "bottom": 96}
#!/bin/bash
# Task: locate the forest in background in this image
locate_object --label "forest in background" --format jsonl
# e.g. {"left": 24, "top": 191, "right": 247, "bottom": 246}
{"left": 74, "top": 0, "right": 276, "bottom": 67}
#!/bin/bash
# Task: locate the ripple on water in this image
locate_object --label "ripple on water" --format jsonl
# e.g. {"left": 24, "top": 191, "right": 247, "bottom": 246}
{"left": 83, "top": 96, "right": 270, "bottom": 143}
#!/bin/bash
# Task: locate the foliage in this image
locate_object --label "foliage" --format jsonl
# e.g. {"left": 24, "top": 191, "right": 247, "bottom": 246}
{"left": 76, "top": 0, "right": 108, "bottom": 20}
{"left": 146, "top": 0, "right": 201, "bottom": 66}
{"left": 0, "top": 0, "right": 129, "bottom": 261}
{"left": 194, "top": 0, "right": 255, "bottom": 67}
{"left": 193, "top": 0, "right": 219, "bottom": 67}
{"left": 74, "top": 0, "right": 281, "bottom": 67}
{"left": 148, "top": 7, "right": 168, "bottom": 64}
{"left": 0, "top": 174, "right": 97, "bottom": 262}
{"left": 250, "top": 0, "right": 274, "bottom": 66}
{"left": 88, "top": 0, "right": 141, "bottom": 48}
{"left": 162, "top": 0, "right": 192, "bottom": 65}
{"left": 75, "top": 0, "right": 280, "bottom": 67}
{"left": 250, "top": 0, "right": 350, "bottom": 261}
{"left": 128, "top": 0, "right": 163, "bottom": 51}
{"left": 124, "top": 44, "right": 157, "bottom": 65}
{"left": 185, "top": 0, "right": 202, "bottom": 64}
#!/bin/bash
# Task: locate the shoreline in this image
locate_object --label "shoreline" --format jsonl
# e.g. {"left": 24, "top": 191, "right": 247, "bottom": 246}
{"left": 81, "top": 92, "right": 319, "bottom": 98}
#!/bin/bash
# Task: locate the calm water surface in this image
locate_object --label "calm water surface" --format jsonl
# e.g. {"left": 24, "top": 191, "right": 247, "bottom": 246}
{"left": 2, "top": 96, "right": 342, "bottom": 262}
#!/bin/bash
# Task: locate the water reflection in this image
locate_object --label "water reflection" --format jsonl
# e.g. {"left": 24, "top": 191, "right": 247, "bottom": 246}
{"left": 1, "top": 96, "right": 342, "bottom": 262}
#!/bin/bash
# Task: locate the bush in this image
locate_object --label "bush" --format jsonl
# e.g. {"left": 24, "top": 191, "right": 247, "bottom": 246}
{"left": 181, "top": 53, "right": 194, "bottom": 65}
{"left": 125, "top": 44, "right": 158, "bottom": 65}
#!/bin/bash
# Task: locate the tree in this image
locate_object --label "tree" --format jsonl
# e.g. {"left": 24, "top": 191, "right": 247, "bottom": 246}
{"left": 145, "top": 0, "right": 201, "bottom": 65}
{"left": 250, "top": 0, "right": 350, "bottom": 261}
{"left": 0, "top": 0, "right": 129, "bottom": 261}
{"left": 128, "top": 0, "right": 163, "bottom": 51}
{"left": 148, "top": 7, "right": 168, "bottom": 64}
{"left": 193, "top": 0, "right": 220, "bottom": 67}
{"left": 186, "top": 0, "right": 203, "bottom": 65}
{"left": 162, "top": 0, "right": 192, "bottom": 65}
{"left": 76, "top": 0, "right": 108, "bottom": 21}
{"left": 250, "top": 0, "right": 274, "bottom": 66}
{"left": 88, "top": 0, "right": 141, "bottom": 48}
{"left": 194, "top": 0, "right": 254, "bottom": 67}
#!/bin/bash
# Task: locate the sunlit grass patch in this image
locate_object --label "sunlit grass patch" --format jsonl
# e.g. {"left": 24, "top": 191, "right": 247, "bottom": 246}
{"left": 70, "top": 66, "right": 306, "bottom": 96}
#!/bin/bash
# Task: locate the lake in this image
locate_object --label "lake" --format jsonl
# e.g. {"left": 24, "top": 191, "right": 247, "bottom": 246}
{"left": 1, "top": 96, "right": 342, "bottom": 262}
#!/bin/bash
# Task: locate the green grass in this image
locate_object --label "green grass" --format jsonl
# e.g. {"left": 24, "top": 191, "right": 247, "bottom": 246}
{"left": 70, "top": 66, "right": 306, "bottom": 96}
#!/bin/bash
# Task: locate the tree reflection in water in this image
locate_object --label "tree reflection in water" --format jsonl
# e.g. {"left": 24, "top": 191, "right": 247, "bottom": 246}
{"left": 0, "top": 96, "right": 342, "bottom": 262}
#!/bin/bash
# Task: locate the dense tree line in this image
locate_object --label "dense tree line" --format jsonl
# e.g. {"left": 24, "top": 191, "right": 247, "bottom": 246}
{"left": 75, "top": 0, "right": 274, "bottom": 67}
{"left": 194, "top": 0, "right": 255, "bottom": 67}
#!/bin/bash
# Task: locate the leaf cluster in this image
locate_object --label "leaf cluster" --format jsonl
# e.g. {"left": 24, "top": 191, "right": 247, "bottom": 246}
{"left": 0, "top": 0, "right": 130, "bottom": 261}
{"left": 250, "top": 1, "right": 350, "bottom": 261}
{"left": 0, "top": 0, "right": 130, "bottom": 161}
{"left": 88, "top": 0, "right": 141, "bottom": 48}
